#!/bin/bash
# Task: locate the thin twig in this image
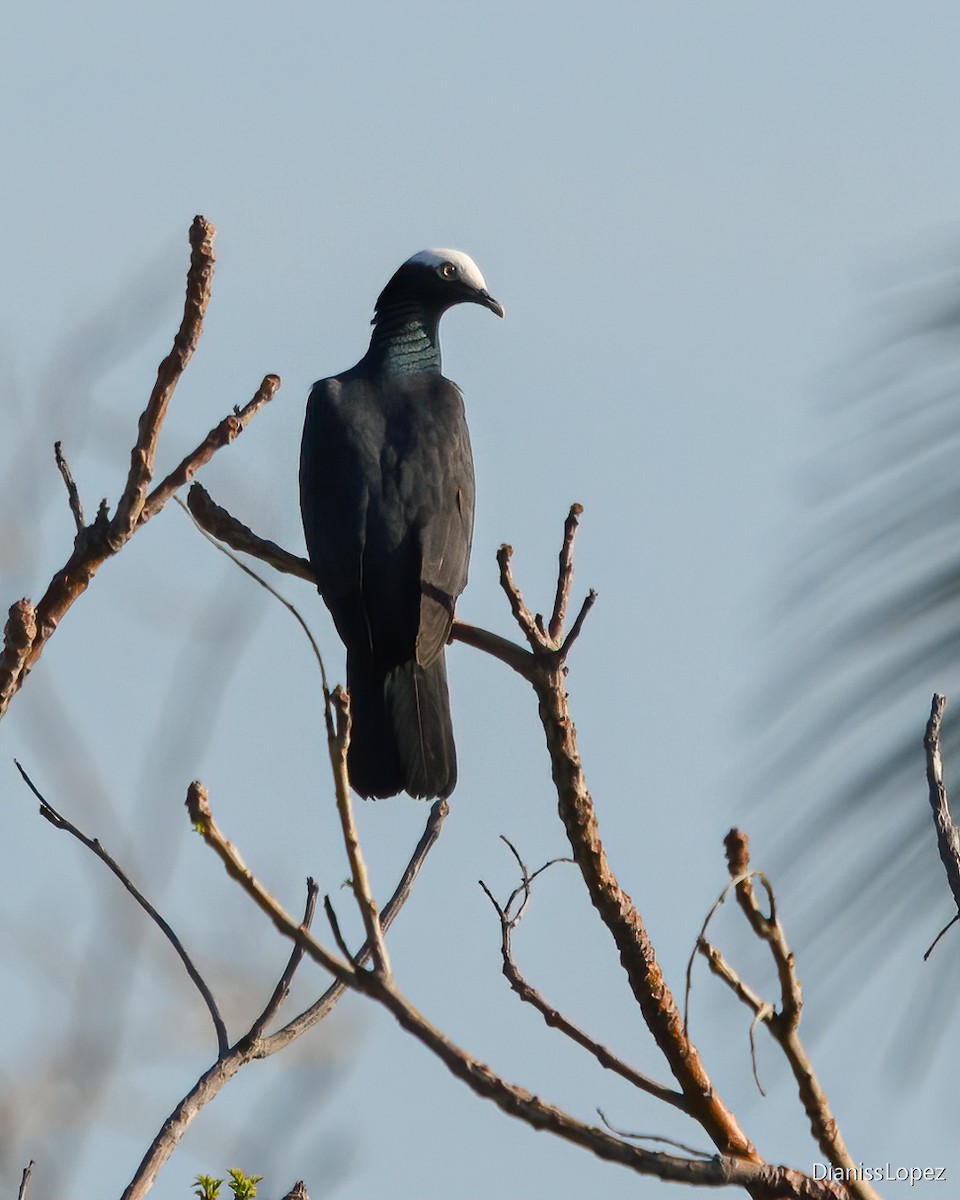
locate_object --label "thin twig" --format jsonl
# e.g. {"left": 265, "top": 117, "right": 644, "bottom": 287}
{"left": 684, "top": 870, "right": 756, "bottom": 1033}
{"left": 121, "top": 802, "right": 447, "bottom": 1199}
{"left": 327, "top": 688, "right": 391, "bottom": 979}
{"left": 923, "top": 693, "right": 960, "bottom": 925}
{"left": 112, "top": 215, "right": 216, "bottom": 540}
{"left": 140, "top": 375, "right": 280, "bottom": 522}
{"left": 707, "top": 830, "right": 881, "bottom": 1200}
{"left": 924, "top": 913, "right": 960, "bottom": 960}
{"left": 323, "top": 895, "right": 357, "bottom": 966}
{"left": 495, "top": 835, "right": 572, "bottom": 926}
{"left": 560, "top": 589, "right": 598, "bottom": 656}
{"left": 246, "top": 881, "right": 320, "bottom": 1041}
{"left": 480, "top": 849, "right": 687, "bottom": 1112}
{"left": 596, "top": 1111, "right": 711, "bottom": 1158}
{"left": 54, "top": 441, "right": 84, "bottom": 531}
{"left": 16, "top": 760, "right": 230, "bottom": 1056}
{"left": 747, "top": 1012, "right": 767, "bottom": 1097}
{"left": 696, "top": 937, "right": 771, "bottom": 1094}
{"left": 18, "top": 1161, "right": 34, "bottom": 1200}
{"left": 696, "top": 936, "right": 770, "bottom": 1022}
{"left": 184, "top": 780, "right": 353, "bottom": 984}
{"left": 549, "top": 503, "right": 583, "bottom": 641}
{"left": 263, "top": 798, "right": 448, "bottom": 1052}
{"left": 176, "top": 494, "right": 328, "bottom": 691}
{"left": 496, "top": 544, "right": 543, "bottom": 651}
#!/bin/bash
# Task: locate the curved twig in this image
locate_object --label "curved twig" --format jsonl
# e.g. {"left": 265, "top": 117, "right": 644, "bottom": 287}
{"left": 15, "top": 760, "right": 230, "bottom": 1056}
{"left": 121, "top": 883, "right": 319, "bottom": 1200}
{"left": 480, "top": 847, "right": 686, "bottom": 1113}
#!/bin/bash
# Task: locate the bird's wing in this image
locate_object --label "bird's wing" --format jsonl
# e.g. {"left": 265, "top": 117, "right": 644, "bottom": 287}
{"left": 302, "top": 374, "right": 475, "bottom": 670}
{"left": 300, "top": 376, "right": 378, "bottom": 653}
{"left": 410, "top": 378, "right": 475, "bottom": 667}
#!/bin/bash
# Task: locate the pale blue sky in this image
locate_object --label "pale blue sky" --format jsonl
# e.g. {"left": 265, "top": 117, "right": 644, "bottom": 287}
{"left": 3, "top": 4, "right": 960, "bottom": 1197}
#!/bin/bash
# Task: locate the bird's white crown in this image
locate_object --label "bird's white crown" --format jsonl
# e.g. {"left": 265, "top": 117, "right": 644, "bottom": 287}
{"left": 407, "top": 248, "right": 489, "bottom": 293}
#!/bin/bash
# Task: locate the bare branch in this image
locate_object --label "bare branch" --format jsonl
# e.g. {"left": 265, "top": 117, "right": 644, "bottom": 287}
{"left": 492, "top": 516, "right": 757, "bottom": 1162}
{"left": 496, "top": 544, "right": 543, "bottom": 651}
{"left": 177, "top": 489, "right": 553, "bottom": 690}
{"left": 140, "top": 375, "right": 280, "bottom": 522}
{"left": 480, "top": 849, "right": 686, "bottom": 1113}
{"left": 262, "top": 798, "right": 448, "bottom": 1052}
{"left": 684, "top": 868, "right": 758, "bottom": 1034}
{"left": 323, "top": 895, "right": 357, "bottom": 965}
{"left": 696, "top": 937, "right": 771, "bottom": 1094}
{"left": 596, "top": 1111, "right": 712, "bottom": 1158}
{"left": 450, "top": 619, "right": 536, "bottom": 681}
{"left": 697, "top": 937, "right": 771, "bottom": 1026}
{"left": 186, "top": 483, "right": 315, "bottom": 582}
{"left": 0, "top": 219, "right": 275, "bottom": 726}
{"left": 246, "top": 880, "right": 320, "bottom": 1042}
{"left": 112, "top": 215, "right": 216, "bottom": 540}
{"left": 327, "top": 687, "right": 391, "bottom": 979}
{"left": 190, "top": 783, "right": 843, "bottom": 1198}
{"left": 924, "top": 913, "right": 960, "bottom": 960}
{"left": 0, "top": 599, "right": 36, "bottom": 713}
{"left": 923, "top": 692, "right": 960, "bottom": 923}
{"left": 18, "top": 1161, "right": 34, "bottom": 1200}
{"left": 494, "top": 835, "right": 572, "bottom": 927}
{"left": 559, "top": 588, "right": 598, "bottom": 657}
{"left": 549, "top": 502, "right": 584, "bottom": 641}
{"left": 184, "top": 780, "right": 354, "bottom": 984}
{"left": 54, "top": 441, "right": 84, "bottom": 531}
{"left": 122, "top": 800, "right": 426, "bottom": 1198}
{"left": 176, "top": 495, "right": 328, "bottom": 693}
{"left": 709, "top": 831, "right": 882, "bottom": 1200}
{"left": 123, "top": 1055, "right": 246, "bottom": 1200}
{"left": 16, "top": 760, "right": 230, "bottom": 1056}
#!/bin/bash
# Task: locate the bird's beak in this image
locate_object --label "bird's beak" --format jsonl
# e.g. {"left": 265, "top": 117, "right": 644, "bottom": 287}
{"left": 477, "top": 289, "right": 504, "bottom": 318}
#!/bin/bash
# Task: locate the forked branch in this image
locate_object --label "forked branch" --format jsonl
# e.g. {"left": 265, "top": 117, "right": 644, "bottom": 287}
{"left": 690, "top": 829, "right": 879, "bottom": 1200}
{"left": 480, "top": 841, "right": 686, "bottom": 1112}
{"left": 188, "top": 778, "right": 843, "bottom": 1198}
{"left": 493, "top": 513, "right": 759, "bottom": 1165}
{"left": 0, "top": 217, "right": 278, "bottom": 724}
{"left": 183, "top": 502, "right": 846, "bottom": 1196}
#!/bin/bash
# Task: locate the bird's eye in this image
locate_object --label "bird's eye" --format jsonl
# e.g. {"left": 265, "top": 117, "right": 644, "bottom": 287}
{"left": 440, "top": 262, "right": 458, "bottom": 279}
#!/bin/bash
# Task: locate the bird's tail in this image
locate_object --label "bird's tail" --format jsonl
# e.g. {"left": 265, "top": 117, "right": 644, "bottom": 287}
{"left": 345, "top": 653, "right": 457, "bottom": 800}
{"left": 345, "top": 656, "right": 404, "bottom": 799}
{"left": 384, "top": 654, "right": 457, "bottom": 799}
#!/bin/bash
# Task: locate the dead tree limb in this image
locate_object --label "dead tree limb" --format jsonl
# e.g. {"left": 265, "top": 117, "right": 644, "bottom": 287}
{"left": 0, "top": 217, "right": 278, "bottom": 723}
{"left": 188, "top": 773, "right": 845, "bottom": 1199}
{"left": 15, "top": 761, "right": 230, "bottom": 1056}
{"left": 690, "top": 829, "right": 880, "bottom": 1200}
{"left": 183, "top": 502, "right": 848, "bottom": 1197}
{"left": 118, "top": 787, "right": 444, "bottom": 1200}
{"left": 923, "top": 693, "right": 960, "bottom": 921}
{"left": 479, "top": 844, "right": 687, "bottom": 1112}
